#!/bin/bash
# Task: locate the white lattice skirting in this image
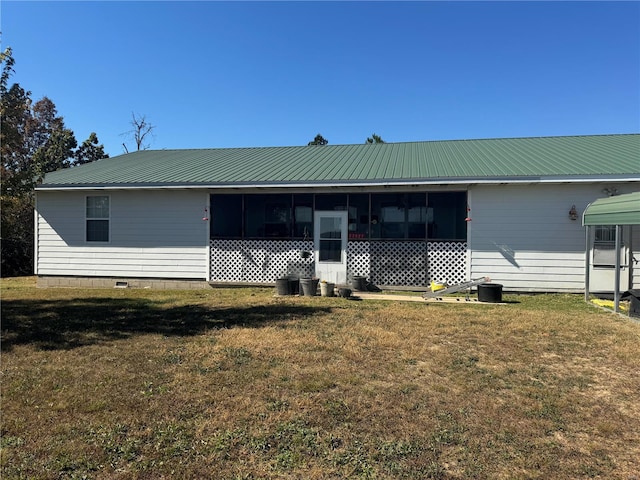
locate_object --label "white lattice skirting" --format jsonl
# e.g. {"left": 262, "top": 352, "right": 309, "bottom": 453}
{"left": 210, "top": 240, "right": 467, "bottom": 286}
{"left": 427, "top": 241, "right": 468, "bottom": 285}
{"left": 210, "top": 240, "right": 314, "bottom": 283}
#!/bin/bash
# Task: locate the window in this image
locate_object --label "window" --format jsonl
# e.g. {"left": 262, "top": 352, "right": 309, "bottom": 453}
{"left": 293, "top": 194, "right": 313, "bottom": 238}
{"left": 315, "top": 193, "right": 347, "bottom": 212}
{"left": 207, "top": 191, "right": 467, "bottom": 242}
{"left": 406, "top": 193, "right": 427, "bottom": 239}
{"left": 427, "top": 192, "right": 466, "bottom": 240}
{"left": 370, "top": 193, "right": 427, "bottom": 239}
{"left": 594, "top": 225, "right": 616, "bottom": 243}
{"left": 318, "top": 216, "right": 343, "bottom": 261}
{"left": 245, "top": 194, "right": 292, "bottom": 238}
{"left": 593, "top": 225, "right": 618, "bottom": 266}
{"left": 86, "top": 195, "right": 109, "bottom": 242}
{"left": 211, "top": 195, "right": 242, "bottom": 238}
{"left": 347, "top": 194, "right": 369, "bottom": 239}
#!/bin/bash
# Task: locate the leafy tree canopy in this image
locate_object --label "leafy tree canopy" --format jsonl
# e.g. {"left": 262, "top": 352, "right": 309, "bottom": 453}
{"left": 1, "top": 47, "right": 108, "bottom": 276}
{"left": 0, "top": 47, "right": 15, "bottom": 91}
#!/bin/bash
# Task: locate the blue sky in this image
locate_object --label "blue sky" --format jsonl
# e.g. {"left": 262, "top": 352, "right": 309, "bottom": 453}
{"left": 3, "top": 1, "right": 639, "bottom": 157}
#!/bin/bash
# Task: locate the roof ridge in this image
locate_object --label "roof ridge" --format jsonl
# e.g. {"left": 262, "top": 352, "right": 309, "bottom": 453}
{"left": 139, "top": 133, "right": 640, "bottom": 153}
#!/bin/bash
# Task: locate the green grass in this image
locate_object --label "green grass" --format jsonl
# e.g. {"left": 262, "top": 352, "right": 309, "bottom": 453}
{"left": 2, "top": 277, "right": 639, "bottom": 479}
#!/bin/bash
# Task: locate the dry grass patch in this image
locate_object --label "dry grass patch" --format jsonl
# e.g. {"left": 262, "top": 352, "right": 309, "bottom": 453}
{"left": 2, "top": 277, "right": 639, "bottom": 479}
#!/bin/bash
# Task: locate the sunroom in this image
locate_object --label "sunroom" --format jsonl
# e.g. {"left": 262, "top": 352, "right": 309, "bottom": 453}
{"left": 209, "top": 190, "right": 468, "bottom": 286}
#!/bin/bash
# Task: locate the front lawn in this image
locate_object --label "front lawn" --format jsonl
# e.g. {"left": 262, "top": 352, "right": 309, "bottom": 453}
{"left": 2, "top": 277, "right": 639, "bottom": 479}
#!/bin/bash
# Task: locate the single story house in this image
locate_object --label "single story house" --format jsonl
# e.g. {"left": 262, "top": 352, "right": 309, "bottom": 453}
{"left": 35, "top": 134, "right": 640, "bottom": 292}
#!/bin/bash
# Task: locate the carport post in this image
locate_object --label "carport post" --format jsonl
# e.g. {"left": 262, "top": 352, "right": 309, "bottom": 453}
{"left": 614, "top": 224, "right": 622, "bottom": 313}
{"left": 584, "top": 225, "right": 590, "bottom": 302}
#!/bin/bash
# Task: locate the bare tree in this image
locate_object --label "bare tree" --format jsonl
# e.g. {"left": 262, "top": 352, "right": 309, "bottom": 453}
{"left": 122, "top": 112, "right": 155, "bottom": 152}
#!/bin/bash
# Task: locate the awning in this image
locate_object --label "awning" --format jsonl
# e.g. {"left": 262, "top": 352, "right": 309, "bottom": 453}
{"left": 582, "top": 191, "right": 640, "bottom": 226}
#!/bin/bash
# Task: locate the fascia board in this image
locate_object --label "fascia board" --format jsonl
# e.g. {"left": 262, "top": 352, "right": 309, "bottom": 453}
{"left": 35, "top": 174, "right": 640, "bottom": 191}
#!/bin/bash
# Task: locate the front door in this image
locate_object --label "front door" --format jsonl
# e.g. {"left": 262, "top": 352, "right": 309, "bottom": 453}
{"left": 314, "top": 211, "right": 348, "bottom": 285}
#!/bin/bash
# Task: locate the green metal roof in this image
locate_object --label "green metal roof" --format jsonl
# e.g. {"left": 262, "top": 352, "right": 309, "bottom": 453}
{"left": 582, "top": 192, "right": 640, "bottom": 226}
{"left": 38, "top": 134, "right": 640, "bottom": 189}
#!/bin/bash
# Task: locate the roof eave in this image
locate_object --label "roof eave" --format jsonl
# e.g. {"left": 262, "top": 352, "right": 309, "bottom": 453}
{"left": 35, "top": 174, "right": 640, "bottom": 191}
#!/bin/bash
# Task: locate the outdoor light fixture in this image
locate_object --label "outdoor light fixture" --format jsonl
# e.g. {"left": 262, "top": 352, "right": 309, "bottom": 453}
{"left": 569, "top": 205, "right": 578, "bottom": 221}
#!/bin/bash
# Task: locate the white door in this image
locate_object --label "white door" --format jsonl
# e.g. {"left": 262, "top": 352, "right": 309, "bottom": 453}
{"left": 589, "top": 225, "right": 631, "bottom": 293}
{"left": 314, "top": 211, "right": 348, "bottom": 285}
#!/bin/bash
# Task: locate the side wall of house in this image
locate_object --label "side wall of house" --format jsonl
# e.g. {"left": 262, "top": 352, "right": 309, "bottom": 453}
{"left": 36, "top": 189, "right": 209, "bottom": 279}
{"left": 468, "top": 183, "right": 640, "bottom": 292}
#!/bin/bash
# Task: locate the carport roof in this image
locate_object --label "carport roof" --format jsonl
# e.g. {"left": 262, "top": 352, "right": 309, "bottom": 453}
{"left": 38, "top": 133, "right": 640, "bottom": 190}
{"left": 582, "top": 192, "right": 640, "bottom": 226}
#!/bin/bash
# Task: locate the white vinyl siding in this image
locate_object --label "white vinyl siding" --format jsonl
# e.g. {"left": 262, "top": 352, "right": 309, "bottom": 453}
{"left": 468, "top": 183, "right": 639, "bottom": 292}
{"left": 36, "top": 190, "right": 209, "bottom": 279}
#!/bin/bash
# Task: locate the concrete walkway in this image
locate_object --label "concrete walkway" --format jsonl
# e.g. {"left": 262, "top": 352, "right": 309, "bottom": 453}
{"left": 353, "top": 291, "right": 500, "bottom": 304}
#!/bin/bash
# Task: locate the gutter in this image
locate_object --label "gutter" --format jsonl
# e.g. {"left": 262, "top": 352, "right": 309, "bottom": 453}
{"left": 34, "top": 175, "right": 640, "bottom": 191}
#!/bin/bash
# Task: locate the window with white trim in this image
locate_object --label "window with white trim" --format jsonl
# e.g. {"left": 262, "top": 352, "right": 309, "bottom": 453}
{"left": 86, "top": 195, "right": 110, "bottom": 242}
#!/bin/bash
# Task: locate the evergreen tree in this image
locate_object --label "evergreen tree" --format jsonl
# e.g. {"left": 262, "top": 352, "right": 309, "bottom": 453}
{"left": 307, "top": 133, "right": 328, "bottom": 146}
{"left": 365, "top": 133, "right": 385, "bottom": 144}
{"left": 75, "top": 132, "right": 109, "bottom": 165}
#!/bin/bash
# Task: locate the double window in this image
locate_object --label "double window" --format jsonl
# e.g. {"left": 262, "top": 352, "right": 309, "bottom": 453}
{"left": 86, "top": 195, "right": 109, "bottom": 242}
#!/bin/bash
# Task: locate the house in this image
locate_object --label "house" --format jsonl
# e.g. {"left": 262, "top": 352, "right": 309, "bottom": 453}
{"left": 35, "top": 134, "right": 640, "bottom": 292}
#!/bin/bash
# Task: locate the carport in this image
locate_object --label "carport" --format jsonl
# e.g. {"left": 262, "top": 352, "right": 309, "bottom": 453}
{"left": 583, "top": 192, "right": 640, "bottom": 312}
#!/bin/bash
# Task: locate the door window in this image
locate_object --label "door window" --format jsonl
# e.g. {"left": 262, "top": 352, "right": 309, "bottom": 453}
{"left": 319, "top": 216, "right": 343, "bottom": 262}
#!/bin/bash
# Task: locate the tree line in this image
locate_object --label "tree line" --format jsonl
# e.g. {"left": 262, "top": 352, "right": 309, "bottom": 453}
{"left": 1, "top": 47, "right": 110, "bottom": 276}
{"left": 308, "top": 133, "right": 385, "bottom": 145}
{"left": 0, "top": 44, "right": 384, "bottom": 276}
